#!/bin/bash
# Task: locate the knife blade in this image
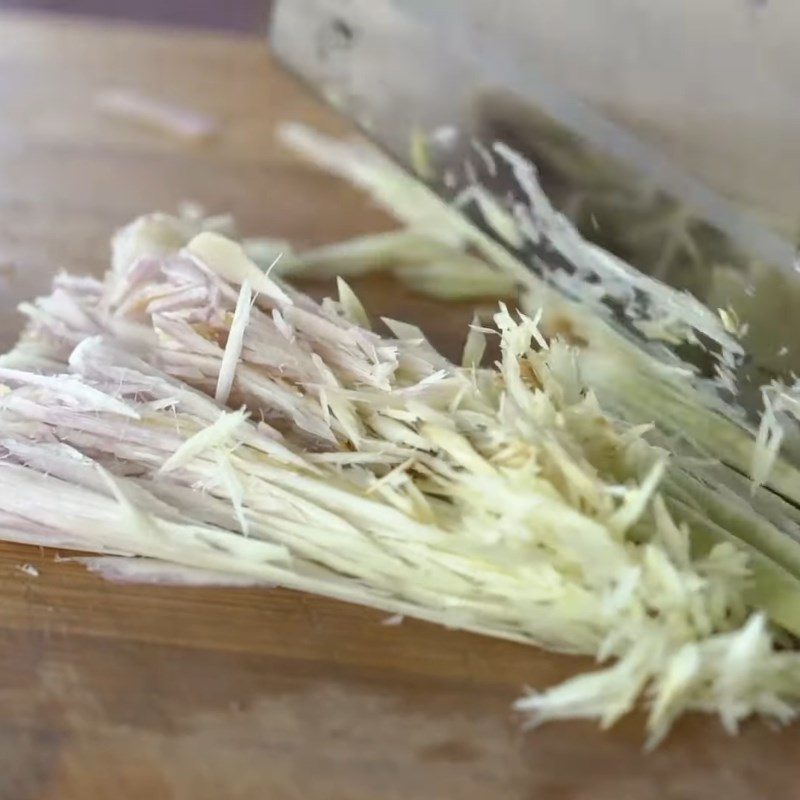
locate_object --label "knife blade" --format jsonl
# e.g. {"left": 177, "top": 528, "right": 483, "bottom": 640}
{"left": 269, "top": 0, "right": 800, "bottom": 416}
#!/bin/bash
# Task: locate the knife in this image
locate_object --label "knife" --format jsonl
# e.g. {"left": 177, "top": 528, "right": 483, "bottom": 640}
{"left": 268, "top": 0, "right": 800, "bottom": 416}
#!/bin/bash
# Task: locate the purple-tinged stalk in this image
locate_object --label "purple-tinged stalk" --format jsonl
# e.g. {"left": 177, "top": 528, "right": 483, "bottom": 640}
{"left": 1, "top": 210, "right": 799, "bottom": 744}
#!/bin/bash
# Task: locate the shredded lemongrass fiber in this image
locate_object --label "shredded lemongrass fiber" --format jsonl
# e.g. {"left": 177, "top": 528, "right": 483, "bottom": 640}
{"left": 2, "top": 174, "right": 800, "bottom": 743}
{"left": 278, "top": 124, "right": 800, "bottom": 508}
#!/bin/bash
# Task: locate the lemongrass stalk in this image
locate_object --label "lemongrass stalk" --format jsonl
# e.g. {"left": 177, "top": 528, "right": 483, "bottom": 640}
{"left": 5, "top": 198, "right": 800, "bottom": 742}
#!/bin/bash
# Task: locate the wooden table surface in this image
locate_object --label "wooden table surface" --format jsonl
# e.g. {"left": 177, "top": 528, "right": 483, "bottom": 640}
{"left": 0, "top": 12, "right": 798, "bottom": 800}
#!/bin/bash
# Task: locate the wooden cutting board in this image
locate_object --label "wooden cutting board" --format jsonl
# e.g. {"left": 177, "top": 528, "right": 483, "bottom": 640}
{"left": 0, "top": 12, "right": 798, "bottom": 800}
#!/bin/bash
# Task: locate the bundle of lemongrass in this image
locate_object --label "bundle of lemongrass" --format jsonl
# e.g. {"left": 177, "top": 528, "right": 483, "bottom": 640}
{"left": 2, "top": 131, "right": 800, "bottom": 746}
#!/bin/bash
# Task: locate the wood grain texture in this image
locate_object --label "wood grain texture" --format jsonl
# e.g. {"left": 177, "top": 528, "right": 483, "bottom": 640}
{"left": 0, "top": 12, "right": 798, "bottom": 800}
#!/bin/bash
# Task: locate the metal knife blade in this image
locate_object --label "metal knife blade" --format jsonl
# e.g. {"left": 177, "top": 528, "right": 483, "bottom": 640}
{"left": 269, "top": 0, "right": 800, "bottom": 413}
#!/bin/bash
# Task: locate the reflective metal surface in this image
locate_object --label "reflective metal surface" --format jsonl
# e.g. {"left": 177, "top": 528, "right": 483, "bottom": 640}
{"left": 270, "top": 0, "right": 800, "bottom": 397}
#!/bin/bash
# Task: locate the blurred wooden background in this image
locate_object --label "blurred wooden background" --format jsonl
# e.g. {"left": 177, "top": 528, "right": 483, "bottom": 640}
{"left": 2, "top": 0, "right": 796, "bottom": 232}
{"left": 0, "top": 0, "right": 272, "bottom": 32}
